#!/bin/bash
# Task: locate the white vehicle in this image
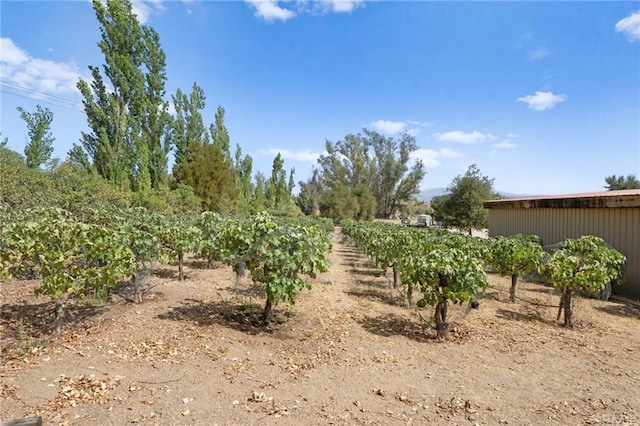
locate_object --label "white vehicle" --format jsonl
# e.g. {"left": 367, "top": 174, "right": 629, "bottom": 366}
{"left": 416, "top": 214, "right": 431, "bottom": 227}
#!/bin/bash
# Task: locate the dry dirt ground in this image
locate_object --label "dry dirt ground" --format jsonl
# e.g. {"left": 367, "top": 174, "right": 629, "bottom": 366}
{"left": 1, "top": 228, "right": 639, "bottom": 426}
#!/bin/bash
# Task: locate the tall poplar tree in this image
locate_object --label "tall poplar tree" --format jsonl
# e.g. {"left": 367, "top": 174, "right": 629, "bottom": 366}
{"left": 211, "top": 106, "right": 231, "bottom": 162}
{"left": 171, "top": 83, "right": 209, "bottom": 178}
{"left": 140, "top": 26, "right": 171, "bottom": 189}
{"left": 232, "top": 144, "right": 254, "bottom": 210}
{"left": 171, "top": 84, "right": 238, "bottom": 212}
{"left": 17, "top": 105, "right": 55, "bottom": 168}
{"left": 77, "top": 0, "right": 170, "bottom": 190}
{"left": 265, "top": 153, "right": 293, "bottom": 209}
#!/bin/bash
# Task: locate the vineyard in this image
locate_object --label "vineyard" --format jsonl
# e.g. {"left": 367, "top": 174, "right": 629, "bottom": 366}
{"left": 1, "top": 213, "right": 639, "bottom": 425}
{"left": 1, "top": 208, "right": 333, "bottom": 325}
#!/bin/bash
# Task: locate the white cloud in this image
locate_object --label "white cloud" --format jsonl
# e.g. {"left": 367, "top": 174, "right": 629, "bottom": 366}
{"left": 1, "top": 38, "right": 28, "bottom": 64}
{"left": 245, "top": 0, "right": 296, "bottom": 22}
{"left": 506, "top": 133, "right": 518, "bottom": 138}
{"left": 327, "top": 0, "right": 365, "bottom": 13}
{"left": 517, "top": 91, "right": 566, "bottom": 111}
{"left": 527, "top": 47, "right": 549, "bottom": 61}
{"left": 433, "top": 130, "right": 487, "bottom": 144}
{"left": 406, "top": 128, "right": 420, "bottom": 137}
{"left": 406, "top": 120, "right": 430, "bottom": 127}
{"left": 130, "top": 0, "right": 165, "bottom": 24}
{"left": 370, "top": 120, "right": 407, "bottom": 135}
{"left": 266, "top": 148, "right": 320, "bottom": 163}
{"left": 245, "top": 0, "right": 364, "bottom": 21}
{"left": 0, "top": 37, "right": 86, "bottom": 98}
{"left": 410, "top": 147, "right": 463, "bottom": 168}
{"left": 181, "top": 0, "right": 197, "bottom": 15}
{"left": 492, "top": 140, "right": 516, "bottom": 149}
{"left": 439, "top": 147, "right": 463, "bottom": 158}
{"left": 615, "top": 10, "right": 640, "bottom": 41}
{"left": 411, "top": 149, "right": 441, "bottom": 167}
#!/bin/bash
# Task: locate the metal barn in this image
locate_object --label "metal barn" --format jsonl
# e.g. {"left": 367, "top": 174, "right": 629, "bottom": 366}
{"left": 484, "top": 189, "right": 640, "bottom": 300}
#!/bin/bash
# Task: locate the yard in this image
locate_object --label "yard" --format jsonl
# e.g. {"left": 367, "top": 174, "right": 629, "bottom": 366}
{"left": 1, "top": 229, "right": 639, "bottom": 425}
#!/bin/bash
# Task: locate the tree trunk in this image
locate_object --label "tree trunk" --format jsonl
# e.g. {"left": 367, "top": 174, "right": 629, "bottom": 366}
{"left": 132, "top": 274, "right": 139, "bottom": 303}
{"left": 509, "top": 274, "right": 518, "bottom": 302}
{"left": 53, "top": 296, "right": 68, "bottom": 335}
{"left": 178, "top": 252, "right": 184, "bottom": 281}
{"left": 471, "top": 289, "right": 480, "bottom": 309}
{"left": 132, "top": 272, "right": 143, "bottom": 303}
{"left": 557, "top": 287, "right": 566, "bottom": 321}
{"left": 393, "top": 264, "right": 401, "bottom": 289}
{"left": 434, "top": 274, "right": 449, "bottom": 338}
{"left": 434, "top": 298, "right": 448, "bottom": 339}
{"left": 406, "top": 282, "right": 414, "bottom": 307}
{"left": 563, "top": 289, "right": 573, "bottom": 327}
{"left": 263, "top": 298, "right": 273, "bottom": 323}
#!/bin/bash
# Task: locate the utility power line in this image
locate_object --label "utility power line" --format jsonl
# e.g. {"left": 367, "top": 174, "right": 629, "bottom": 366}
{"left": 0, "top": 81, "right": 85, "bottom": 112}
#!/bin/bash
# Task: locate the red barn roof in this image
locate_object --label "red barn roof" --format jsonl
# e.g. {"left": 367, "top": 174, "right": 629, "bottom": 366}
{"left": 484, "top": 189, "right": 640, "bottom": 209}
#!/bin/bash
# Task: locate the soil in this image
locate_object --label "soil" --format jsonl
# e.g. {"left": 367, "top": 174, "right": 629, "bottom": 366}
{"left": 1, "top": 228, "right": 639, "bottom": 426}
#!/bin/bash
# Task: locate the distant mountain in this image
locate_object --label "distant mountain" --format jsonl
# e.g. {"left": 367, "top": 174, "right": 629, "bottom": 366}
{"left": 418, "top": 188, "right": 531, "bottom": 202}
{"left": 498, "top": 191, "right": 533, "bottom": 199}
{"left": 418, "top": 187, "right": 448, "bottom": 201}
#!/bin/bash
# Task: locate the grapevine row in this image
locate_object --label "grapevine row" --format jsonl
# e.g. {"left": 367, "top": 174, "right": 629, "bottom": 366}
{"left": 340, "top": 220, "right": 626, "bottom": 332}
{"left": 1, "top": 208, "right": 333, "bottom": 325}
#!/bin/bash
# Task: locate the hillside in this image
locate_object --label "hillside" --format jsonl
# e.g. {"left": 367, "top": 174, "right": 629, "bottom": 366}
{"left": 418, "top": 188, "right": 531, "bottom": 202}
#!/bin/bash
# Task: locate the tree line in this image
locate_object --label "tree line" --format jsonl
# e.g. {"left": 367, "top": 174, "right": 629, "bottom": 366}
{"left": 3, "top": 0, "right": 429, "bottom": 218}
{"left": 4, "top": 0, "right": 638, "bottom": 221}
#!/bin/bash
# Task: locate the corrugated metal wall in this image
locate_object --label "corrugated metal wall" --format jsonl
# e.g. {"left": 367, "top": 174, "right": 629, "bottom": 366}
{"left": 488, "top": 208, "right": 640, "bottom": 300}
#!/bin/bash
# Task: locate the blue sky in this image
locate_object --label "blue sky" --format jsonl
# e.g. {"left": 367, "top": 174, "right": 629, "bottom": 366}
{"left": 1, "top": 1, "right": 639, "bottom": 196}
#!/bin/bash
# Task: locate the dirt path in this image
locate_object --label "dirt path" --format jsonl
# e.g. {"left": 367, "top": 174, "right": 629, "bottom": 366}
{"left": 2, "top": 228, "right": 640, "bottom": 425}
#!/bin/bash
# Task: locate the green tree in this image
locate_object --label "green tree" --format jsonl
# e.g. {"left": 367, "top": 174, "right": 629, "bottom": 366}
{"left": 296, "top": 168, "right": 322, "bottom": 215}
{"left": 487, "top": 234, "right": 544, "bottom": 302}
{"left": 211, "top": 106, "right": 231, "bottom": 162}
{"left": 352, "top": 184, "right": 376, "bottom": 220}
{"left": 189, "top": 142, "right": 237, "bottom": 213}
{"left": 170, "top": 84, "right": 237, "bottom": 212}
{"left": 0, "top": 146, "right": 50, "bottom": 209}
{"left": 252, "top": 172, "right": 267, "bottom": 211}
{"left": 77, "top": 0, "right": 170, "bottom": 190}
{"left": 140, "top": 26, "right": 171, "bottom": 190}
{"left": 437, "top": 164, "right": 496, "bottom": 235}
{"left": 315, "top": 130, "right": 425, "bottom": 218}
{"left": 66, "top": 143, "right": 93, "bottom": 173}
{"left": 319, "top": 184, "right": 359, "bottom": 222}
{"left": 78, "top": 64, "right": 131, "bottom": 188}
{"left": 538, "top": 236, "right": 626, "bottom": 327}
{"left": 604, "top": 174, "right": 640, "bottom": 190}
{"left": 17, "top": 105, "right": 55, "bottom": 168}
{"left": 265, "top": 153, "right": 295, "bottom": 211}
{"left": 171, "top": 83, "right": 209, "bottom": 176}
{"left": 367, "top": 130, "right": 426, "bottom": 218}
{"left": 49, "top": 161, "right": 131, "bottom": 213}
{"left": 0, "top": 146, "right": 130, "bottom": 212}
{"left": 430, "top": 194, "right": 449, "bottom": 225}
{"left": 232, "top": 144, "right": 254, "bottom": 211}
